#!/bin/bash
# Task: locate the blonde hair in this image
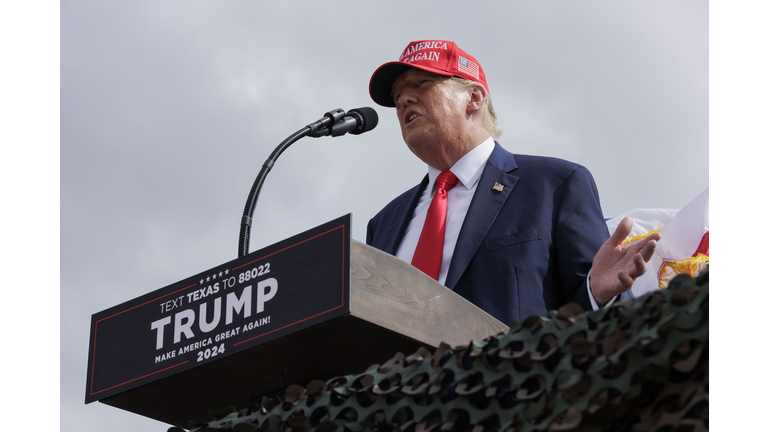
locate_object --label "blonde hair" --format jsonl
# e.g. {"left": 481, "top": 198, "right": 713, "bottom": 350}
{"left": 450, "top": 76, "right": 503, "bottom": 140}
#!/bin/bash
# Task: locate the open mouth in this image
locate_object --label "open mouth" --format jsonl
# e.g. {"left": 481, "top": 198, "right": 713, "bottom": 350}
{"left": 406, "top": 112, "right": 420, "bottom": 124}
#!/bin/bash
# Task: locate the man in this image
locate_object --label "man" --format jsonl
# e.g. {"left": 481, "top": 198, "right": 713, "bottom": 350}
{"left": 365, "top": 40, "right": 659, "bottom": 325}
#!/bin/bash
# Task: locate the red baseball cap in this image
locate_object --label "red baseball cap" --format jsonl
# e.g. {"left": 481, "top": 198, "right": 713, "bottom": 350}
{"left": 369, "top": 40, "right": 489, "bottom": 107}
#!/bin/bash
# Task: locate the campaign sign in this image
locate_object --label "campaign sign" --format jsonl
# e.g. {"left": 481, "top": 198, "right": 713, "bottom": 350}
{"left": 85, "top": 215, "right": 351, "bottom": 403}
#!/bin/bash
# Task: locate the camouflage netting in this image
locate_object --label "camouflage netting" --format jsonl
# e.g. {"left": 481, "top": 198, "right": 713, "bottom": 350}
{"left": 170, "top": 271, "right": 708, "bottom": 432}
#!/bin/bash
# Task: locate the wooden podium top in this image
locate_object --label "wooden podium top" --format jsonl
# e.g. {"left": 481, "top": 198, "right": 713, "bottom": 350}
{"left": 91, "top": 219, "right": 507, "bottom": 427}
{"left": 348, "top": 240, "right": 509, "bottom": 349}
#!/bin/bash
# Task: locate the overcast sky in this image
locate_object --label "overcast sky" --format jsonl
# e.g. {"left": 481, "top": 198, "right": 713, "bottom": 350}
{"left": 10, "top": 1, "right": 722, "bottom": 430}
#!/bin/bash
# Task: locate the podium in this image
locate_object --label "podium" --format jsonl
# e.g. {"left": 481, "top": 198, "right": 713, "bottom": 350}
{"left": 85, "top": 216, "right": 508, "bottom": 427}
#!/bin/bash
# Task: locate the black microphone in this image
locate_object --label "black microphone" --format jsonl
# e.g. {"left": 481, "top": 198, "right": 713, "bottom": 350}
{"left": 309, "top": 107, "right": 379, "bottom": 137}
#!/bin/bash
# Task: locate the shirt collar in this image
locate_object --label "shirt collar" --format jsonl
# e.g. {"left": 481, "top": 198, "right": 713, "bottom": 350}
{"left": 426, "top": 136, "right": 495, "bottom": 191}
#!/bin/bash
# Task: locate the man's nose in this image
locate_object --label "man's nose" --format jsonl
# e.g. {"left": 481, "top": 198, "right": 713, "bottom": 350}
{"left": 397, "top": 90, "right": 417, "bottom": 107}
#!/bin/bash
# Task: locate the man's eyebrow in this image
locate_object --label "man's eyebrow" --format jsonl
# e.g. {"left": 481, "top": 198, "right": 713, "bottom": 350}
{"left": 390, "top": 71, "right": 442, "bottom": 98}
{"left": 391, "top": 73, "right": 417, "bottom": 97}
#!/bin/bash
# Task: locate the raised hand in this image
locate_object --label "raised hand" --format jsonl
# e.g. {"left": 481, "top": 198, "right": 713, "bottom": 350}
{"left": 590, "top": 217, "right": 660, "bottom": 307}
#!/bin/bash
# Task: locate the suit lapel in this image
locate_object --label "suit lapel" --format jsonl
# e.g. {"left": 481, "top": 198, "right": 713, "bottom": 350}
{"left": 381, "top": 175, "right": 429, "bottom": 255}
{"left": 445, "top": 143, "right": 519, "bottom": 289}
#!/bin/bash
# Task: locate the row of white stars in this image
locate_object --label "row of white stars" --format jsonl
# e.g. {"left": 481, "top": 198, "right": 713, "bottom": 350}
{"left": 199, "top": 269, "right": 230, "bottom": 285}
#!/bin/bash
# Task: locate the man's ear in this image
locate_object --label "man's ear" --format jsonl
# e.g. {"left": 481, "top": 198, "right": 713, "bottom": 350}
{"left": 466, "top": 85, "right": 487, "bottom": 115}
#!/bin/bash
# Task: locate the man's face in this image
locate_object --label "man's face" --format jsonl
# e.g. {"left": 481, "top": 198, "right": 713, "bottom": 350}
{"left": 392, "top": 69, "right": 471, "bottom": 165}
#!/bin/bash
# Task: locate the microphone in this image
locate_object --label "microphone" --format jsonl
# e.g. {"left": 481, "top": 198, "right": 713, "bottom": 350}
{"left": 309, "top": 107, "right": 379, "bottom": 137}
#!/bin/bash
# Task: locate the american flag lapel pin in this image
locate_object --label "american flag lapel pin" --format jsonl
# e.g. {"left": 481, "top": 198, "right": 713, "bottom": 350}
{"left": 493, "top": 182, "right": 505, "bottom": 192}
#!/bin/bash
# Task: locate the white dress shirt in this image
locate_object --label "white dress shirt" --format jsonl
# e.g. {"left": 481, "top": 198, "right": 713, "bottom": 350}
{"left": 395, "top": 137, "right": 495, "bottom": 284}
{"left": 395, "top": 136, "right": 612, "bottom": 309}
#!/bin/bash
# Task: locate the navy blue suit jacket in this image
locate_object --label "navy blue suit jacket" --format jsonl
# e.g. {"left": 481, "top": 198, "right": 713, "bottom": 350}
{"left": 367, "top": 142, "right": 627, "bottom": 325}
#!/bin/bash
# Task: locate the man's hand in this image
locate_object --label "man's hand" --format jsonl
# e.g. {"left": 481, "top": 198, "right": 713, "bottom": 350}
{"left": 590, "top": 217, "right": 660, "bottom": 307}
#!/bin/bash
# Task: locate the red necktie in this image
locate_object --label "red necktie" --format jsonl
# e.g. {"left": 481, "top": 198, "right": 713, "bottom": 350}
{"left": 411, "top": 170, "right": 460, "bottom": 280}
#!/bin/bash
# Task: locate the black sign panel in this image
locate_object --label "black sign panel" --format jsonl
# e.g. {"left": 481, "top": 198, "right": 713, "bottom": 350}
{"left": 85, "top": 215, "right": 351, "bottom": 403}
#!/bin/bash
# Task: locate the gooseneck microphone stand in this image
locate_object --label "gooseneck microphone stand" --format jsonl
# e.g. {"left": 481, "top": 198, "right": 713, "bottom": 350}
{"left": 237, "top": 108, "right": 346, "bottom": 258}
{"left": 237, "top": 106, "right": 378, "bottom": 258}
